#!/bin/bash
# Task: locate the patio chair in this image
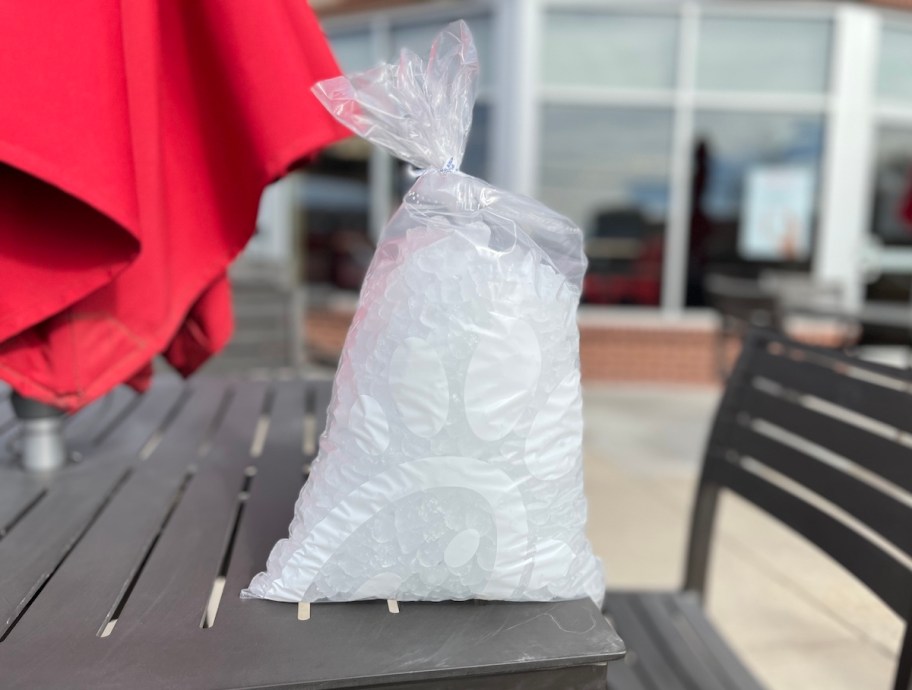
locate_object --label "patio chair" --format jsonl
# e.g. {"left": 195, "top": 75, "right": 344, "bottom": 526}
{"left": 602, "top": 329, "right": 912, "bottom": 690}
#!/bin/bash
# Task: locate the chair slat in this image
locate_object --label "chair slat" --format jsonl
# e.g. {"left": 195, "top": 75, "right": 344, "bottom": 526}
{"left": 603, "top": 593, "right": 690, "bottom": 690}
{"left": 752, "top": 348, "right": 912, "bottom": 434}
{"left": 606, "top": 660, "right": 651, "bottom": 690}
{"left": 707, "top": 456, "right": 912, "bottom": 618}
{"left": 632, "top": 593, "right": 730, "bottom": 690}
{"left": 741, "top": 383, "right": 912, "bottom": 494}
{"left": 668, "top": 593, "right": 765, "bottom": 690}
{"left": 604, "top": 592, "right": 766, "bottom": 690}
{"left": 729, "top": 395, "right": 912, "bottom": 557}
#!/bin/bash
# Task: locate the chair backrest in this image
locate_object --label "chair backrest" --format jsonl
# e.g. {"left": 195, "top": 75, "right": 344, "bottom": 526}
{"left": 684, "top": 329, "right": 912, "bottom": 690}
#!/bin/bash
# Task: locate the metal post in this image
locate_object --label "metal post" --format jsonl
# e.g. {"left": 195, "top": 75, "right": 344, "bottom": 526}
{"left": 10, "top": 392, "right": 67, "bottom": 473}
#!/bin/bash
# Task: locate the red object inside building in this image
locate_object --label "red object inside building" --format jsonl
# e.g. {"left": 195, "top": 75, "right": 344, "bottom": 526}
{"left": 0, "top": 1, "right": 349, "bottom": 411}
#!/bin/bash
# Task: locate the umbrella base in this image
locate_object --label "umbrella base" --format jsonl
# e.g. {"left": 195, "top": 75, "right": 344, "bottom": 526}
{"left": 11, "top": 393, "right": 67, "bottom": 473}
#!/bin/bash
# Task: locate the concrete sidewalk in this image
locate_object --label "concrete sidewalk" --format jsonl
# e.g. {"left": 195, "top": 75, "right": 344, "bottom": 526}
{"left": 583, "top": 384, "right": 903, "bottom": 690}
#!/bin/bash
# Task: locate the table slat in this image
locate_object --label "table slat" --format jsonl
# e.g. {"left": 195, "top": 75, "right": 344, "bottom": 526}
{"left": 64, "top": 386, "right": 137, "bottom": 452}
{"left": 0, "top": 390, "right": 13, "bottom": 426}
{"left": 217, "top": 379, "right": 310, "bottom": 627}
{"left": 109, "top": 381, "right": 267, "bottom": 638}
{"left": 0, "top": 472, "right": 46, "bottom": 537}
{"left": 0, "top": 382, "right": 182, "bottom": 639}
{"left": 2, "top": 382, "right": 224, "bottom": 644}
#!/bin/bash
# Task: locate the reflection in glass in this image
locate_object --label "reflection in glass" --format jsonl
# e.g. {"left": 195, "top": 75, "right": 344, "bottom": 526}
{"left": 539, "top": 106, "right": 673, "bottom": 306}
{"left": 879, "top": 24, "right": 912, "bottom": 102}
{"left": 542, "top": 11, "right": 678, "bottom": 90}
{"left": 865, "top": 127, "right": 912, "bottom": 334}
{"left": 697, "top": 17, "right": 831, "bottom": 94}
{"left": 870, "top": 127, "right": 912, "bottom": 247}
{"left": 686, "top": 112, "right": 825, "bottom": 306}
{"left": 298, "top": 139, "right": 372, "bottom": 291}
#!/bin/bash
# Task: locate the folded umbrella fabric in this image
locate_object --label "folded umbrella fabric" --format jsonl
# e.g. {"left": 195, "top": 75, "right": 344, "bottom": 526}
{"left": 0, "top": 1, "right": 349, "bottom": 410}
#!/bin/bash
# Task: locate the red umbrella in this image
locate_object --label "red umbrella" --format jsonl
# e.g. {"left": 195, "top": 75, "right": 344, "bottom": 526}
{"left": 0, "top": 1, "right": 349, "bottom": 411}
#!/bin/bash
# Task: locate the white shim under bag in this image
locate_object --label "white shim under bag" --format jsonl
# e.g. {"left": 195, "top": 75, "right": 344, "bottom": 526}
{"left": 243, "top": 20, "right": 604, "bottom": 606}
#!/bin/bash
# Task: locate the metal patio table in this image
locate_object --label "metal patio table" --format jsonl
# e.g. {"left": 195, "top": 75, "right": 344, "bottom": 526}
{"left": 0, "top": 376, "right": 623, "bottom": 689}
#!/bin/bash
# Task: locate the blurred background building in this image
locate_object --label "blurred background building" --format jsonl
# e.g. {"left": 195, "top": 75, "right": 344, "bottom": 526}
{"left": 232, "top": 0, "right": 912, "bottom": 382}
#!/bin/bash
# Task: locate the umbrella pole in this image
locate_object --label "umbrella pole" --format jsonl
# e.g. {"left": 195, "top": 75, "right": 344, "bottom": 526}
{"left": 10, "top": 393, "right": 67, "bottom": 473}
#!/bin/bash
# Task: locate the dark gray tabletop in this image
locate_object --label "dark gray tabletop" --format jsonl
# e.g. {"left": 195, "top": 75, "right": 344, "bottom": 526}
{"left": 0, "top": 377, "right": 623, "bottom": 689}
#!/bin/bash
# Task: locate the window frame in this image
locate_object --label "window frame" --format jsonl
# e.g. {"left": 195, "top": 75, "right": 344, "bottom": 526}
{"left": 536, "top": 0, "right": 836, "bottom": 312}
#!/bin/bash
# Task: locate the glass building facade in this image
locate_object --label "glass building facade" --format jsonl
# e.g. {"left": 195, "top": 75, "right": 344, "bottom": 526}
{"left": 268, "top": 0, "right": 912, "bottom": 319}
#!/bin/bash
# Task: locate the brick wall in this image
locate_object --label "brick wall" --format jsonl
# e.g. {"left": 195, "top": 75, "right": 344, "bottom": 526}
{"left": 306, "top": 307, "right": 356, "bottom": 365}
{"left": 579, "top": 324, "right": 727, "bottom": 384}
{"left": 305, "top": 307, "right": 848, "bottom": 385}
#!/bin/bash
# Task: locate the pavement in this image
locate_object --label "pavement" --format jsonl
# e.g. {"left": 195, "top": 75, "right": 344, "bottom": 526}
{"left": 583, "top": 384, "right": 904, "bottom": 689}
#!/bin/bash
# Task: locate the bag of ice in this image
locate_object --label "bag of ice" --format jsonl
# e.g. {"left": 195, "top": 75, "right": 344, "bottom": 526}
{"left": 243, "top": 20, "right": 604, "bottom": 606}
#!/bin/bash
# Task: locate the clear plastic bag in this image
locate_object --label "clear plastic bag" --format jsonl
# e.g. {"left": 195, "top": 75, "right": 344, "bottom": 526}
{"left": 243, "top": 20, "right": 604, "bottom": 606}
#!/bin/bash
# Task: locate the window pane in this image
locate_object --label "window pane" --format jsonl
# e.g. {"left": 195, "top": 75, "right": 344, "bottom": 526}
{"left": 542, "top": 11, "right": 678, "bottom": 89}
{"left": 539, "top": 106, "right": 674, "bottom": 306}
{"left": 391, "top": 17, "right": 493, "bottom": 89}
{"left": 330, "top": 31, "right": 375, "bottom": 73}
{"left": 697, "top": 17, "right": 831, "bottom": 94}
{"left": 299, "top": 139, "right": 373, "bottom": 291}
{"left": 865, "top": 121, "right": 912, "bottom": 318}
{"left": 878, "top": 24, "right": 912, "bottom": 102}
{"left": 870, "top": 127, "right": 912, "bottom": 247}
{"left": 869, "top": 125, "right": 912, "bottom": 342}
{"left": 462, "top": 103, "right": 490, "bottom": 179}
{"left": 686, "top": 112, "right": 825, "bottom": 306}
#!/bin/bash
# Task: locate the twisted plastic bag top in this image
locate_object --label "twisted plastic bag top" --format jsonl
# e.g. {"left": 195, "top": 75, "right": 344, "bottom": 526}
{"left": 313, "top": 21, "right": 586, "bottom": 290}
{"left": 314, "top": 20, "right": 477, "bottom": 171}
